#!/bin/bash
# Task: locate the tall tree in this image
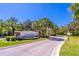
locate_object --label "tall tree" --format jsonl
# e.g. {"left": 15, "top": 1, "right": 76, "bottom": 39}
{"left": 70, "top": 3, "right": 79, "bottom": 22}
{"left": 69, "top": 3, "right": 79, "bottom": 35}
{"left": 32, "top": 17, "right": 58, "bottom": 37}
{"left": 0, "top": 20, "right": 4, "bottom": 36}
{"left": 16, "top": 22, "right": 24, "bottom": 31}
{"left": 23, "top": 19, "right": 32, "bottom": 30}
{"left": 6, "top": 17, "right": 18, "bottom": 35}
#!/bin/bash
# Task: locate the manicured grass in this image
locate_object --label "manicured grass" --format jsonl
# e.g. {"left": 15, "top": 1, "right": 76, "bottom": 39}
{"left": 60, "top": 36, "right": 79, "bottom": 56}
{"left": 0, "top": 38, "right": 47, "bottom": 48}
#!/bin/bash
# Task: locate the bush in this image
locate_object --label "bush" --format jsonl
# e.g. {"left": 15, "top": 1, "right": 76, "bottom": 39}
{"left": 5, "top": 36, "right": 16, "bottom": 41}
{"left": 72, "top": 31, "right": 79, "bottom": 36}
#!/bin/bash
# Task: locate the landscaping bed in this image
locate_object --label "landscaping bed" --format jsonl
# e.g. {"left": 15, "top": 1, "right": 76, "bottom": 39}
{"left": 60, "top": 36, "right": 79, "bottom": 56}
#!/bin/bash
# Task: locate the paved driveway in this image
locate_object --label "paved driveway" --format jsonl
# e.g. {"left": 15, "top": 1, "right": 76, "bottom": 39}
{"left": 0, "top": 37, "right": 64, "bottom": 56}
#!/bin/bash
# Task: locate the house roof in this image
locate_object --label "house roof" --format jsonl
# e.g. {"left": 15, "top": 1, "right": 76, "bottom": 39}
{"left": 15, "top": 31, "right": 39, "bottom": 36}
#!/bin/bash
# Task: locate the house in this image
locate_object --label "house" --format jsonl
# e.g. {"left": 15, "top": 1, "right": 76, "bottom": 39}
{"left": 14, "top": 31, "right": 39, "bottom": 39}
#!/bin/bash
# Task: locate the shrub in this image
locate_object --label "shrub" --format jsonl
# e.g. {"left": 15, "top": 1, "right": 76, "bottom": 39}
{"left": 72, "top": 31, "right": 79, "bottom": 36}
{"left": 5, "top": 36, "right": 16, "bottom": 41}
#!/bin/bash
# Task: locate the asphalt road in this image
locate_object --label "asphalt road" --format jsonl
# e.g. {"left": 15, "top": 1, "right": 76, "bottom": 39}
{"left": 0, "top": 38, "right": 64, "bottom": 56}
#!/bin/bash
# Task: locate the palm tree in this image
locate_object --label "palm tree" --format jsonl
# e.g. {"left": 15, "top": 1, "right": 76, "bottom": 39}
{"left": 6, "top": 17, "right": 18, "bottom": 35}
{"left": 69, "top": 3, "right": 79, "bottom": 22}
{"left": 69, "top": 3, "right": 79, "bottom": 35}
{"left": 0, "top": 20, "right": 4, "bottom": 36}
{"left": 23, "top": 19, "right": 32, "bottom": 30}
{"left": 16, "top": 23, "right": 24, "bottom": 31}
{"left": 32, "top": 17, "right": 58, "bottom": 37}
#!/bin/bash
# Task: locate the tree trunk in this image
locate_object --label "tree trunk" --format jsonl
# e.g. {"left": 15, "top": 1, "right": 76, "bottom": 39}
{"left": 12, "top": 26, "right": 15, "bottom": 35}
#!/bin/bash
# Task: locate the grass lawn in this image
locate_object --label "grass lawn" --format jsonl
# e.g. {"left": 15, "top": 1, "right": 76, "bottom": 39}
{"left": 60, "top": 36, "right": 79, "bottom": 56}
{"left": 0, "top": 38, "right": 47, "bottom": 48}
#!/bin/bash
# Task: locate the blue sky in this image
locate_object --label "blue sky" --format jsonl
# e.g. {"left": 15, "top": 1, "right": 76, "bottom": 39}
{"left": 0, "top": 3, "right": 72, "bottom": 27}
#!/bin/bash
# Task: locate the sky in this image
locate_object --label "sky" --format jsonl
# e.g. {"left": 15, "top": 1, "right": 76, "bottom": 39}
{"left": 0, "top": 3, "right": 72, "bottom": 27}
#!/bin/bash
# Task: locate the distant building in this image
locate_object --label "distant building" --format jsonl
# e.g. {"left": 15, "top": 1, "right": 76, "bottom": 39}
{"left": 14, "top": 31, "right": 39, "bottom": 39}
{"left": 15, "top": 31, "right": 39, "bottom": 36}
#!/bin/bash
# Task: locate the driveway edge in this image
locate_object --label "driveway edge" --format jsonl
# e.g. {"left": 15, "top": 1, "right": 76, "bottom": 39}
{"left": 0, "top": 42, "right": 29, "bottom": 50}
{"left": 50, "top": 36, "right": 68, "bottom": 56}
{"left": 0, "top": 39, "right": 47, "bottom": 50}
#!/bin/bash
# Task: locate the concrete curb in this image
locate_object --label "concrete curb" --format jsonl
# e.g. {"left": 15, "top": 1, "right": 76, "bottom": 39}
{"left": 50, "top": 36, "right": 68, "bottom": 56}
{"left": 50, "top": 41, "right": 64, "bottom": 56}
